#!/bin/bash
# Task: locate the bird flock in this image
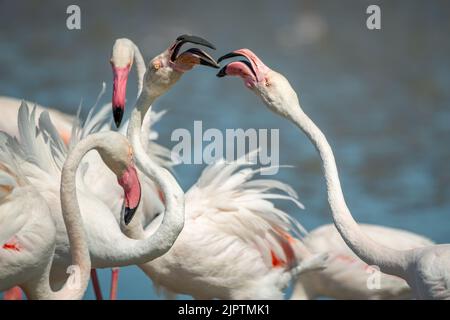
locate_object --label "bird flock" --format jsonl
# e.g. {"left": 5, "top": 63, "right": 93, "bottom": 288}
{"left": 0, "top": 35, "right": 448, "bottom": 300}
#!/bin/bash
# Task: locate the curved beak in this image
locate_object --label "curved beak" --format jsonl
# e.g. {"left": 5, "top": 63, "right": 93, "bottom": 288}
{"left": 216, "top": 51, "right": 258, "bottom": 78}
{"left": 216, "top": 66, "right": 228, "bottom": 78}
{"left": 170, "top": 34, "right": 216, "bottom": 60}
{"left": 112, "top": 65, "right": 131, "bottom": 127}
{"left": 216, "top": 49, "right": 270, "bottom": 87}
{"left": 170, "top": 34, "right": 219, "bottom": 70}
{"left": 118, "top": 163, "right": 141, "bottom": 225}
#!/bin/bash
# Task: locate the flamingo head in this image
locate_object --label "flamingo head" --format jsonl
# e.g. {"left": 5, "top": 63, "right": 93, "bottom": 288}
{"left": 217, "top": 49, "right": 300, "bottom": 117}
{"left": 111, "top": 38, "right": 136, "bottom": 127}
{"left": 99, "top": 137, "right": 142, "bottom": 225}
{"left": 144, "top": 34, "right": 219, "bottom": 99}
{"left": 117, "top": 161, "right": 142, "bottom": 225}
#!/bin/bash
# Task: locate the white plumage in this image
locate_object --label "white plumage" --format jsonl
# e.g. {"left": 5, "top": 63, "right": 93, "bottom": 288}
{"left": 125, "top": 151, "right": 327, "bottom": 300}
{"left": 0, "top": 96, "right": 73, "bottom": 144}
{"left": 0, "top": 106, "right": 91, "bottom": 299}
{"left": 292, "top": 224, "right": 434, "bottom": 299}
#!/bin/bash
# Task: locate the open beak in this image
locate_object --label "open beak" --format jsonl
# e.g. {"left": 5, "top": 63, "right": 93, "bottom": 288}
{"left": 170, "top": 34, "right": 219, "bottom": 70}
{"left": 112, "top": 64, "right": 131, "bottom": 127}
{"left": 216, "top": 49, "right": 270, "bottom": 88}
{"left": 117, "top": 163, "right": 141, "bottom": 225}
{"left": 216, "top": 51, "right": 257, "bottom": 78}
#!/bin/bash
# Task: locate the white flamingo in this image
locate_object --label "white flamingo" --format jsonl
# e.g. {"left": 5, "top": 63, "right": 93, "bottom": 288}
{"left": 292, "top": 224, "right": 433, "bottom": 299}
{"left": 0, "top": 98, "right": 106, "bottom": 300}
{"left": 110, "top": 36, "right": 327, "bottom": 299}
{"left": 0, "top": 104, "right": 96, "bottom": 299}
{"left": 217, "top": 48, "right": 450, "bottom": 300}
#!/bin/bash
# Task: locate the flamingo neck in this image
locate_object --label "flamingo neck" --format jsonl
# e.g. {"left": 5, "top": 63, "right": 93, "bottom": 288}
{"left": 125, "top": 88, "right": 185, "bottom": 264}
{"left": 287, "top": 103, "right": 406, "bottom": 277}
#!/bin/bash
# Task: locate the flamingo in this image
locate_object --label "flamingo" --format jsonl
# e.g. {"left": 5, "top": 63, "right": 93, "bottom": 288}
{"left": 217, "top": 48, "right": 450, "bottom": 300}
{"left": 0, "top": 103, "right": 97, "bottom": 299}
{"left": 0, "top": 96, "right": 88, "bottom": 301}
{"left": 110, "top": 36, "right": 328, "bottom": 299}
{"left": 0, "top": 102, "right": 182, "bottom": 295}
{"left": 292, "top": 224, "right": 433, "bottom": 299}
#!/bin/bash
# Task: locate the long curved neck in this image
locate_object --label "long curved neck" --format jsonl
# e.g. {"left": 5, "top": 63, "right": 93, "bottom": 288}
{"left": 126, "top": 90, "right": 185, "bottom": 263}
{"left": 287, "top": 102, "right": 407, "bottom": 277}
{"left": 65, "top": 132, "right": 182, "bottom": 266}
{"left": 67, "top": 132, "right": 183, "bottom": 267}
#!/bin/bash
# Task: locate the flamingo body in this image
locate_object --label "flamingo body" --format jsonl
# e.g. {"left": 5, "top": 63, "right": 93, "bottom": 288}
{"left": 293, "top": 224, "right": 433, "bottom": 299}
{"left": 0, "top": 186, "right": 55, "bottom": 293}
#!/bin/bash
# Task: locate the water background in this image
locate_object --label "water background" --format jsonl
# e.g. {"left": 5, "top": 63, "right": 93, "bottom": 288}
{"left": 1, "top": 0, "right": 449, "bottom": 299}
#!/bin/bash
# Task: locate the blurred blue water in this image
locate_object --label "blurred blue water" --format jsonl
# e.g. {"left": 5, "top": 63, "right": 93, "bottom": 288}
{"left": 1, "top": 0, "right": 449, "bottom": 299}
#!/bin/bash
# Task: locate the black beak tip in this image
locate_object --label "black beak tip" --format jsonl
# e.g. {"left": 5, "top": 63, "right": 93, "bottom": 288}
{"left": 124, "top": 207, "right": 138, "bottom": 225}
{"left": 216, "top": 67, "right": 227, "bottom": 78}
{"left": 113, "top": 107, "right": 124, "bottom": 128}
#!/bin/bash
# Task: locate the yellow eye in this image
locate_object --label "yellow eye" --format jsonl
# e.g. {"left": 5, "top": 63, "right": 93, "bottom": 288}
{"left": 153, "top": 60, "right": 161, "bottom": 70}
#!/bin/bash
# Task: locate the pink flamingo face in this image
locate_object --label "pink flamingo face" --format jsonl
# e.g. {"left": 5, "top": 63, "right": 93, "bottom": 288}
{"left": 217, "top": 48, "right": 271, "bottom": 88}
{"left": 111, "top": 63, "right": 131, "bottom": 127}
{"left": 117, "top": 162, "right": 141, "bottom": 225}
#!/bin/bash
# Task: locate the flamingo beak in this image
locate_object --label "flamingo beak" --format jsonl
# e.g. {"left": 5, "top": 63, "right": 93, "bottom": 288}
{"left": 170, "top": 34, "right": 216, "bottom": 60}
{"left": 112, "top": 64, "right": 131, "bottom": 127}
{"left": 216, "top": 49, "right": 269, "bottom": 88}
{"left": 170, "top": 35, "right": 219, "bottom": 70}
{"left": 175, "top": 48, "right": 220, "bottom": 69}
{"left": 216, "top": 66, "right": 228, "bottom": 77}
{"left": 118, "top": 163, "right": 141, "bottom": 225}
{"left": 216, "top": 51, "right": 257, "bottom": 79}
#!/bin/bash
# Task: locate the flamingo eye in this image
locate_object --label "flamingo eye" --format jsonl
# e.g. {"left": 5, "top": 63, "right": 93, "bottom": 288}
{"left": 153, "top": 60, "right": 161, "bottom": 70}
